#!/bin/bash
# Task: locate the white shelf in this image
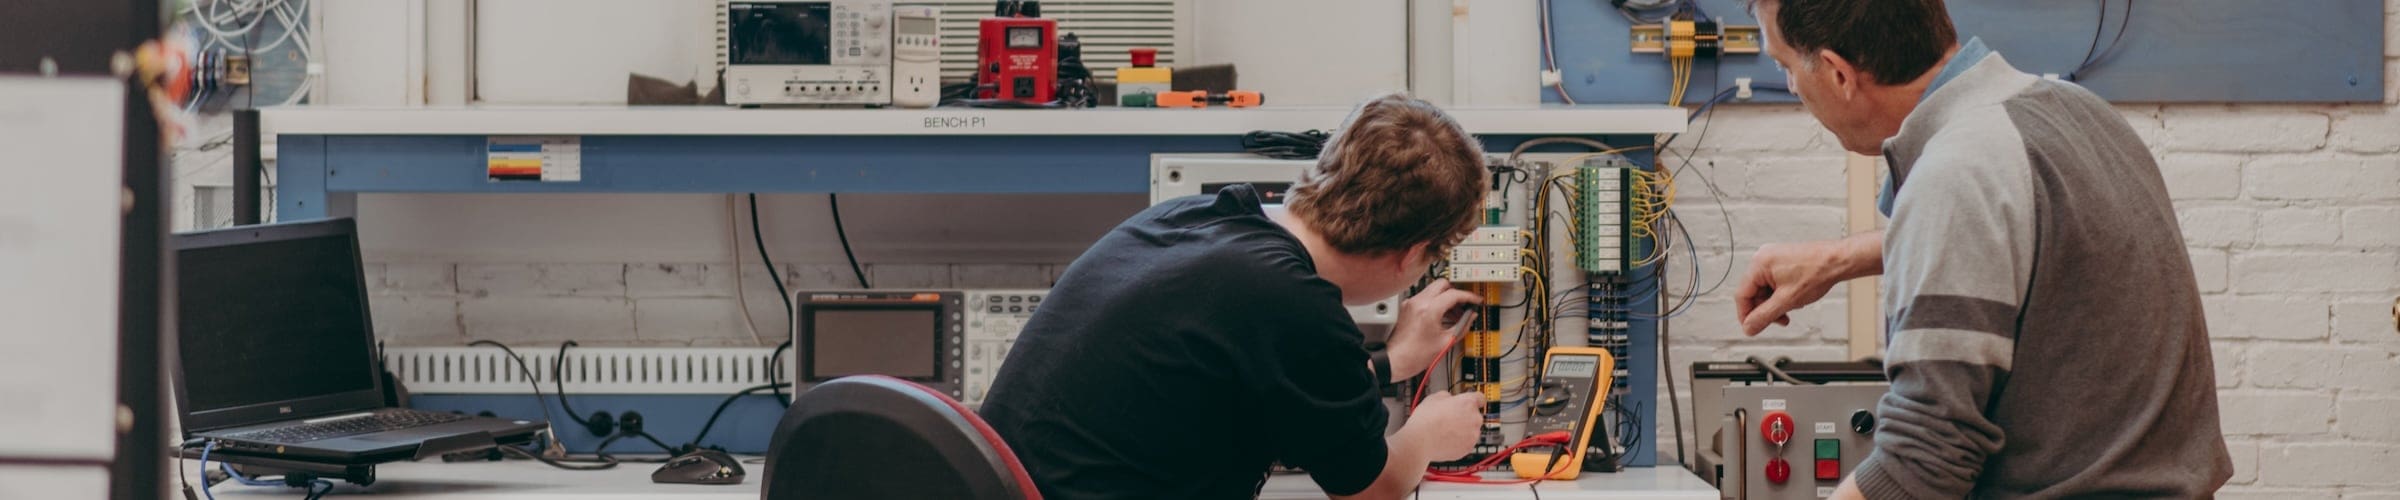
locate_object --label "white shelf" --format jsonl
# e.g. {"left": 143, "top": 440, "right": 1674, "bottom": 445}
{"left": 262, "top": 105, "right": 1687, "bottom": 136}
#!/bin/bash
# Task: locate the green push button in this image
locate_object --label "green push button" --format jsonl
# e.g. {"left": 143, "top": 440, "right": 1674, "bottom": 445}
{"left": 1814, "top": 439, "right": 1840, "bottom": 459}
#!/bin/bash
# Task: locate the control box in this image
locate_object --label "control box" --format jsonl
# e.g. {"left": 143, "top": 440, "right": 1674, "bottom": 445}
{"left": 961, "top": 289, "right": 1046, "bottom": 404}
{"left": 975, "top": 16, "right": 1057, "bottom": 102}
{"left": 1720, "top": 384, "right": 1886, "bottom": 500}
{"left": 722, "top": 0, "right": 893, "bottom": 106}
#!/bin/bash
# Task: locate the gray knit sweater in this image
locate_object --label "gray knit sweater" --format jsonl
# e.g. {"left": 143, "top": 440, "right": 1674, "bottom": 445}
{"left": 1857, "top": 51, "right": 2234, "bottom": 499}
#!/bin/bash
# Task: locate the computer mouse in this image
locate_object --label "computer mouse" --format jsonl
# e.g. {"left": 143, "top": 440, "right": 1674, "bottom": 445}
{"left": 651, "top": 449, "right": 746, "bottom": 485}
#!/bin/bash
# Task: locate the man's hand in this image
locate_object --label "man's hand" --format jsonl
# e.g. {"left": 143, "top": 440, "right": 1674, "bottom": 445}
{"left": 1406, "top": 391, "right": 1486, "bottom": 461}
{"left": 1384, "top": 279, "right": 1481, "bottom": 383}
{"left": 1735, "top": 232, "right": 1884, "bottom": 336}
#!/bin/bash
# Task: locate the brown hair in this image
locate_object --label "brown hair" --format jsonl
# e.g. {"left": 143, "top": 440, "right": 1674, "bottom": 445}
{"left": 1287, "top": 93, "right": 1488, "bottom": 258}
{"left": 1753, "top": 0, "right": 1957, "bottom": 85}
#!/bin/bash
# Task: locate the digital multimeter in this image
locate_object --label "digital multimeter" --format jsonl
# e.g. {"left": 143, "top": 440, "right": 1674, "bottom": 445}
{"left": 1510, "top": 347, "right": 1616, "bottom": 480}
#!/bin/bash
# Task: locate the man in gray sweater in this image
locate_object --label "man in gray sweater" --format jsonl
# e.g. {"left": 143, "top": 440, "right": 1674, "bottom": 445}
{"left": 1731, "top": 0, "right": 2233, "bottom": 498}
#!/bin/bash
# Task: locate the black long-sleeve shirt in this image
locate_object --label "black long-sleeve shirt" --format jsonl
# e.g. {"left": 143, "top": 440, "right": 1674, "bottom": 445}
{"left": 978, "top": 184, "right": 1390, "bottom": 499}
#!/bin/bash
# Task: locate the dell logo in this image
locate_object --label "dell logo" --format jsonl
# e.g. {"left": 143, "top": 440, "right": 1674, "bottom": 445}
{"left": 279, "top": 406, "right": 292, "bottom": 414}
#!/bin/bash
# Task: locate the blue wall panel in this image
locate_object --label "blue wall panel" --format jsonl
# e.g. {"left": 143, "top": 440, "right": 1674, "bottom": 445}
{"left": 1549, "top": 0, "right": 2387, "bottom": 104}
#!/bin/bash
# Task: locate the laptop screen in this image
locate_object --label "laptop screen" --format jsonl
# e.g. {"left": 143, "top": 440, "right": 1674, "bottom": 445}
{"left": 176, "top": 220, "right": 379, "bottom": 420}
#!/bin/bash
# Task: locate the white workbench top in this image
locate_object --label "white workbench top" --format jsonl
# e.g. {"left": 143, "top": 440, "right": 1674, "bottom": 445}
{"left": 183, "top": 458, "right": 1720, "bottom": 499}
{"left": 260, "top": 105, "right": 1689, "bottom": 136}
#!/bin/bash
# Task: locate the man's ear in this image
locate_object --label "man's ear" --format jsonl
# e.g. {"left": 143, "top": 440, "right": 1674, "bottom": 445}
{"left": 1817, "top": 48, "right": 1860, "bottom": 100}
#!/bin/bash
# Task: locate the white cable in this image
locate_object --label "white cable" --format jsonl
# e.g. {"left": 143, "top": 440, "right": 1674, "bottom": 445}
{"left": 252, "top": 0, "right": 304, "bottom": 54}
{"left": 1538, "top": 0, "right": 1576, "bottom": 105}
{"left": 728, "top": 195, "right": 769, "bottom": 345}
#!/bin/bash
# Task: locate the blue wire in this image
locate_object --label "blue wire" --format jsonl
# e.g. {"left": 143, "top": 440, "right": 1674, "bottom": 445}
{"left": 197, "top": 441, "right": 217, "bottom": 500}
{"left": 222, "top": 461, "right": 280, "bottom": 487}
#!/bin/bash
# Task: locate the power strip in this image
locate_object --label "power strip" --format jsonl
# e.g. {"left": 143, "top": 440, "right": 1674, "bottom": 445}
{"left": 385, "top": 347, "right": 779, "bottom": 395}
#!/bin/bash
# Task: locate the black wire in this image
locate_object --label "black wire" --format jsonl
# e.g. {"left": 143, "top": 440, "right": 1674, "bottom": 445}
{"left": 690, "top": 382, "right": 793, "bottom": 448}
{"left": 2069, "top": 0, "right": 2133, "bottom": 81}
{"left": 551, "top": 341, "right": 600, "bottom": 432}
{"left": 1242, "top": 130, "right": 1331, "bottom": 160}
{"left": 768, "top": 340, "right": 794, "bottom": 407}
{"left": 748, "top": 194, "right": 796, "bottom": 316}
{"left": 498, "top": 442, "right": 618, "bottom": 471}
{"left": 829, "top": 194, "right": 870, "bottom": 288}
{"left": 467, "top": 340, "right": 561, "bottom": 429}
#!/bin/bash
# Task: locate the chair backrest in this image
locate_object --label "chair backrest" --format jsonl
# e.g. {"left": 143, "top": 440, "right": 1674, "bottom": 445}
{"left": 762, "top": 375, "right": 1042, "bottom": 500}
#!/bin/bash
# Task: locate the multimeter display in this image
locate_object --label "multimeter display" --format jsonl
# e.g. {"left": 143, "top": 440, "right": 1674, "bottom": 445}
{"left": 1547, "top": 355, "right": 1600, "bottom": 378}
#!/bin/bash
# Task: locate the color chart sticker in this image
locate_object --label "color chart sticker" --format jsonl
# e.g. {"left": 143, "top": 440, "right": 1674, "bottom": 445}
{"left": 487, "top": 136, "right": 581, "bottom": 182}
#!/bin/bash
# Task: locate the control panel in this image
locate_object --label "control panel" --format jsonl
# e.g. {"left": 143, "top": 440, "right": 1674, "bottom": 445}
{"left": 1509, "top": 347, "right": 1617, "bottom": 480}
{"left": 722, "top": 0, "right": 894, "bottom": 106}
{"left": 961, "top": 289, "right": 1046, "bottom": 404}
{"left": 1722, "top": 384, "right": 1886, "bottom": 500}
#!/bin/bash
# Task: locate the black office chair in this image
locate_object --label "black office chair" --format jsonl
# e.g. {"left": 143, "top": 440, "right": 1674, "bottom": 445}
{"left": 762, "top": 375, "right": 1043, "bottom": 500}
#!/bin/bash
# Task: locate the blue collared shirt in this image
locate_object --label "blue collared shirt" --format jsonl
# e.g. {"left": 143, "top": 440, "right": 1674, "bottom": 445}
{"left": 1879, "top": 37, "right": 1992, "bottom": 217}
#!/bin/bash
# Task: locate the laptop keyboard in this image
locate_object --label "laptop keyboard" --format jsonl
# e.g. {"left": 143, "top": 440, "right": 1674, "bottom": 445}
{"left": 225, "top": 409, "right": 471, "bottom": 444}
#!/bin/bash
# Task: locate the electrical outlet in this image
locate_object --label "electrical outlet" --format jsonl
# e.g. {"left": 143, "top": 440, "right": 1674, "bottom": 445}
{"left": 1464, "top": 226, "right": 1522, "bottom": 246}
{"left": 1446, "top": 263, "right": 1520, "bottom": 283}
{"left": 1449, "top": 245, "right": 1518, "bottom": 264}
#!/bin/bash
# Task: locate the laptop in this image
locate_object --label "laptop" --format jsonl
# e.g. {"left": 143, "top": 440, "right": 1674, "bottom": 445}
{"left": 171, "top": 218, "right": 545, "bottom": 464}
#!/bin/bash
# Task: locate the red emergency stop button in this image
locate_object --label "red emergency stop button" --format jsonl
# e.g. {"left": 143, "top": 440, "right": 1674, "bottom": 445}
{"left": 1765, "top": 458, "right": 1791, "bottom": 484}
{"left": 1760, "top": 411, "right": 1795, "bottom": 446}
{"left": 1815, "top": 458, "right": 1841, "bottom": 480}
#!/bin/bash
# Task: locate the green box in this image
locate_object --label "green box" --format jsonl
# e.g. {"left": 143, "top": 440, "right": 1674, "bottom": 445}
{"left": 1814, "top": 439, "right": 1841, "bottom": 459}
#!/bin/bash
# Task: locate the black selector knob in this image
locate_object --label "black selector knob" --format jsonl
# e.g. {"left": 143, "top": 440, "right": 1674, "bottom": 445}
{"left": 1850, "top": 410, "right": 1876, "bottom": 434}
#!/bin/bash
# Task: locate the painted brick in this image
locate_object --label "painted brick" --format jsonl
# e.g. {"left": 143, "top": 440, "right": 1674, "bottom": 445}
{"left": 460, "top": 263, "right": 626, "bottom": 297}
{"left": 2248, "top": 345, "right": 2400, "bottom": 391}
{"left": 1738, "top": 155, "right": 1848, "bottom": 201}
{"left": 2213, "top": 342, "right": 2243, "bottom": 389}
{"left": 1692, "top": 106, "right": 1834, "bottom": 154}
{"left": 2336, "top": 396, "right": 2400, "bottom": 441}
{"left": 2257, "top": 443, "right": 2400, "bottom": 487}
{"left": 1676, "top": 205, "right": 1846, "bottom": 252}
{"left": 1667, "top": 158, "right": 1746, "bottom": 202}
{"left": 2190, "top": 249, "right": 2230, "bottom": 293}
{"left": 2216, "top": 488, "right": 2338, "bottom": 500}
{"left": 2247, "top": 345, "right": 2343, "bottom": 388}
{"left": 2342, "top": 207, "right": 2400, "bottom": 247}
{"left": 2227, "top": 440, "right": 2260, "bottom": 485}
{"left": 2157, "top": 154, "right": 2244, "bottom": 201}
{"left": 2334, "top": 109, "right": 2400, "bottom": 153}
{"left": 2259, "top": 208, "right": 2343, "bottom": 246}
{"left": 370, "top": 262, "right": 457, "bottom": 296}
{"left": 2179, "top": 207, "right": 2258, "bottom": 248}
{"left": 2205, "top": 296, "right": 2330, "bottom": 340}
{"left": 2215, "top": 391, "right": 2333, "bottom": 436}
{"left": 2245, "top": 156, "right": 2400, "bottom": 201}
{"left": 2117, "top": 105, "right": 2167, "bottom": 150}
{"left": 460, "top": 296, "right": 635, "bottom": 343}
{"left": 368, "top": 295, "right": 461, "bottom": 346}
{"left": 952, "top": 264, "right": 1053, "bottom": 288}
{"left": 865, "top": 264, "right": 952, "bottom": 288}
{"left": 2334, "top": 299, "right": 2400, "bottom": 344}
{"left": 633, "top": 297, "right": 763, "bottom": 346}
{"left": 789, "top": 263, "right": 863, "bottom": 289}
{"left": 2348, "top": 493, "right": 2400, "bottom": 500}
{"left": 2233, "top": 252, "right": 2400, "bottom": 293}
{"left": 627, "top": 263, "right": 737, "bottom": 298}
{"left": 2161, "top": 107, "right": 2329, "bottom": 153}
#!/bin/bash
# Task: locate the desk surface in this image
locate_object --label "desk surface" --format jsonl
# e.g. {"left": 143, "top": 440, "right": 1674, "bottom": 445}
{"left": 184, "top": 458, "right": 1719, "bottom": 500}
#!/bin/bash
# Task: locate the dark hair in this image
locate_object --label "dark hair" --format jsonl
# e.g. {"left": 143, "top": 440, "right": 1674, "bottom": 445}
{"left": 1288, "top": 93, "right": 1487, "bottom": 258}
{"left": 1755, "top": 0, "right": 1957, "bottom": 86}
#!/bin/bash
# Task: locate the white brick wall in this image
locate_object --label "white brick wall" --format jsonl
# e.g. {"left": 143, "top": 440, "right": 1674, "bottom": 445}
{"left": 1652, "top": 6, "right": 2400, "bottom": 496}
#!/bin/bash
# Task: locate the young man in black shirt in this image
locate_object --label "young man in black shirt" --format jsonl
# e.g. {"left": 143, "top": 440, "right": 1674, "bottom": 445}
{"left": 978, "top": 94, "right": 1491, "bottom": 500}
